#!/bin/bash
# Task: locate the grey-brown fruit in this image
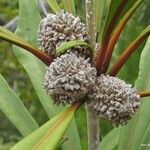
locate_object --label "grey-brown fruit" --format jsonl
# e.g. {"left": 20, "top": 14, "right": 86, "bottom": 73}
{"left": 43, "top": 53, "right": 97, "bottom": 105}
{"left": 88, "top": 74, "right": 140, "bottom": 126}
{"left": 37, "top": 10, "right": 88, "bottom": 56}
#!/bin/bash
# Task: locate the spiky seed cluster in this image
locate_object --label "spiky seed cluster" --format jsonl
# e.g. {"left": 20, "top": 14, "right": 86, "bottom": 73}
{"left": 37, "top": 10, "right": 88, "bottom": 56}
{"left": 43, "top": 53, "right": 97, "bottom": 105}
{"left": 88, "top": 74, "right": 140, "bottom": 126}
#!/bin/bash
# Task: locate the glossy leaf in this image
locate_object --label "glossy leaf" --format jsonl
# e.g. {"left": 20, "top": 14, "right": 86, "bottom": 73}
{"left": 62, "top": 0, "right": 76, "bottom": 15}
{"left": 13, "top": 0, "right": 81, "bottom": 149}
{"left": 12, "top": 103, "right": 79, "bottom": 150}
{"left": 46, "top": 0, "right": 61, "bottom": 13}
{"left": 0, "top": 74, "right": 38, "bottom": 137}
{"left": 56, "top": 40, "right": 92, "bottom": 55}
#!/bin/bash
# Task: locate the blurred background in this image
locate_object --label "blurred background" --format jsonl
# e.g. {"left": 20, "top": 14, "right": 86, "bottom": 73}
{"left": 0, "top": 0, "right": 149, "bottom": 149}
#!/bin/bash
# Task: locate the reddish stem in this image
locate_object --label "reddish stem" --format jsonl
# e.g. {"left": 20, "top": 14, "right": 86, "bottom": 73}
{"left": 96, "top": 0, "right": 128, "bottom": 74}
{"left": 108, "top": 30, "right": 150, "bottom": 76}
{"left": 29, "top": 49, "right": 54, "bottom": 66}
{"left": 138, "top": 91, "right": 150, "bottom": 98}
{"left": 102, "top": 0, "right": 143, "bottom": 73}
{"left": 0, "top": 36, "right": 54, "bottom": 66}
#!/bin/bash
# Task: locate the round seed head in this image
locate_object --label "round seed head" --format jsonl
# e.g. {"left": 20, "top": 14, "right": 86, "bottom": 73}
{"left": 37, "top": 10, "right": 88, "bottom": 56}
{"left": 88, "top": 74, "right": 140, "bottom": 126}
{"left": 43, "top": 53, "right": 97, "bottom": 105}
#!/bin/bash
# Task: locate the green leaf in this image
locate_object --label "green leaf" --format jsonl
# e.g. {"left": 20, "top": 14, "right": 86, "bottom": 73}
{"left": 56, "top": 40, "right": 92, "bottom": 55}
{"left": 0, "top": 26, "right": 38, "bottom": 51}
{"left": 12, "top": 104, "right": 79, "bottom": 150}
{"left": 62, "top": 0, "right": 76, "bottom": 15}
{"left": 102, "top": 0, "right": 144, "bottom": 73}
{"left": 13, "top": 0, "right": 81, "bottom": 149}
{"left": 108, "top": 25, "right": 150, "bottom": 76}
{"left": 99, "top": 37, "right": 150, "bottom": 150}
{"left": 94, "top": 0, "right": 106, "bottom": 33}
{"left": 46, "top": 0, "right": 61, "bottom": 13}
{"left": 100, "top": 127, "right": 121, "bottom": 150}
{"left": 0, "top": 74, "right": 38, "bottom": 137}
{"left": 0, "top": 26, "right": 52, "bottom": 66}
{"left": 114, "top": 2, "right": 149, "bottom": 84}
{"left": 101, "top": 0, "right": 142, "bottom": 41}
{"left": 121, "top": 37, "right": 150, "bottom": 150}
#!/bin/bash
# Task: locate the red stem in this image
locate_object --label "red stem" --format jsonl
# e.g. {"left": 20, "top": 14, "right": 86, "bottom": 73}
{"left": 0, "top": 36, "right": 54, "bottom": 66}
{"left": 102, "top": 0, "right": 143, "bottom": 74}
{"left": 108, "top": 30, "right": 150, "bottom": 76}
{"left": 96, "top": 0, "right": 128, "bottom": 74}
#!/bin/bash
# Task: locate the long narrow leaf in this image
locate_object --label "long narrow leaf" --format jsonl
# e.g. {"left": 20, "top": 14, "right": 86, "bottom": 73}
{"left": 127, "top": 37, "right": 150, "bottom": 150}
{"left": 33, "top": 103, "right": 80, "bottom": 150}
{"left": 101, "top": 0, "right": 140, "bottom": 41}
{"left": 0, "top": 74, "right": 38, "bottom": 137}
{"left": 96, "top": 0, "right": 133, "bottom": 74}
{"left": 108, "top": 25, "right": 150, "bottom": 76}
{"left": 103, "top": 0, "right": 143, "bottom": 73}
{"left": 12, "top": 103, "right": 79, "bottom": 150}
{"left": 56, "top": 40, "right": 92, "bottom": 55}
{"left": 0, "top": 26, "right": 53, "bottom": 66}
{"left": 62, "top": 0, "right": 76, "bottom": 15}
{"left": 100, "top": 127, "right": 121, "bottom": 150}
{"left": 46, "top": 0, "right": 61, "bottom": 13}
{"left": 94, "top": 0, "right": 106, "bottom": 34}
{"left": 99, "top": 37, "right": 150, "bottom": 150}
{"left": 102, "top": 0, "right": 128, "bottom": 42}
{"left": 12, "top": 114, "right": 60, "bottom": 150}
{"left": 97, "top": 0, "right": 128, "bottom": 72}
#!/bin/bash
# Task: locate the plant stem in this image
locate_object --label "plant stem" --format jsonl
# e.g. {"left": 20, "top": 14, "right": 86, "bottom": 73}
{"left": 102, "top": 0, "right": 143, "bottom": 73}
{"left": 0, "top": 27, "right": 54, "bottom": 66}
{"left": 86, "top": 105, "right": 100, "bottom": 150}
{"left": 86, "top": 0, "right": 100, "bottom": 150}
{"left": 138, "top": 91, "right": 150, "bottom": 97}
{"left": 108, "top": 26, "right": 150, "bottom": 76}
{"left": 96, "top": 0, "right": 128, "bottom": 74}
{"left": 86, "top": 0, "right": 96, "bottom": 48}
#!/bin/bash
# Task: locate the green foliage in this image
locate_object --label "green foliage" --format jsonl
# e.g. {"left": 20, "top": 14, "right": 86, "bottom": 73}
{"left": 13, "top": 0, "right": 81, "bottom": 149}
{"left": 0, "top": 0, "right": 18, "bottom": 22}
{"left": 12, "top": 104, "right": 78, "bottom": 150}
{"left": 100, "top": 37, "right": 150, "bottom": 150}
{"left": 46, "top": 0, "right": 61, "bottom": 13}
{"left": 115, "top": 0, "right": 150, "bottom": 84}
{"left": 100, "top": 128, "right": 121, "bottom": 150}
{"left": 101, "top": 0, "right": 143, "bottom": 40}
{"left": 56, "top": 40, "right": 91, "bottom": 55}
{"left": 0, "top": 74, "right": 38, "bottom": 136}
{"left": 62, "top": 0, "right": 76, "bottom": 15}
{"left": 0, "top": 0, "right": 150, "bottom": 150}
{"left": 117, "top": 38, "right": 150, "bottom": 150}
{"left": 94, "top": 0, "right": 106, "bottom": 33}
